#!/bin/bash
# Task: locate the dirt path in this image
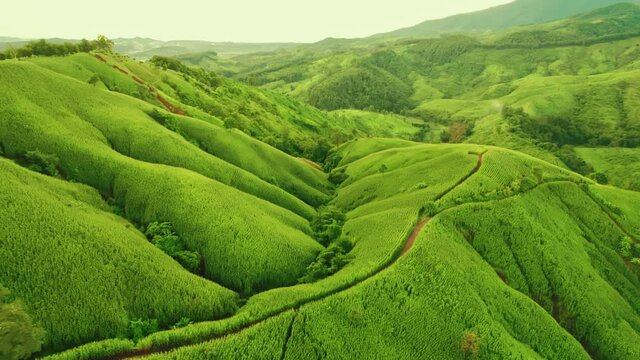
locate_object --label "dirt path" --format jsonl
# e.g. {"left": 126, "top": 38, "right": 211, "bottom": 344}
{"left": 299, "top": 158, "right": 323, "bottom": 171}
{"left": 92, "top": 54, "right": 185, "bottom": 115}
{"left": 71, "top": 150, "right": 487, "bottom": 360}
{"left": 401, "top": 217, "right": 430, "bottom": 255}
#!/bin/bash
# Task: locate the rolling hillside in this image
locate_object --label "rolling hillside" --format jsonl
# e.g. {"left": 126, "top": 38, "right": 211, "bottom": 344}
{"left": 1, "top": 4, "right": 640, "bottom": 358}
{"left": 40, "top": 139, "right": 640, "bottom": 360}
{"left": 213, "top": 4, "right": 640, "bottom": 189}
{"left": 377, "top": 0, "right": 640, "bottom": 38}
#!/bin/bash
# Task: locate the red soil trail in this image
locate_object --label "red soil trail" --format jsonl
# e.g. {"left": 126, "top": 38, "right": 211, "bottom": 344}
{"left": 401, "top": 217, "right": 430, "bottom": 255}
{"left": 68, "top": 150, "right": 487, "bottom": 360}
{"left": 112, "top": 64, "right": 129, "bottom": 75}
{"left": 91, "top": 54, "right": 185, "bottom": 116}
{"left": 299, "top": 158, "right": 323, "bottom": 171}
{"left": 155, "top": 94, "right": 186, "bottom": 115}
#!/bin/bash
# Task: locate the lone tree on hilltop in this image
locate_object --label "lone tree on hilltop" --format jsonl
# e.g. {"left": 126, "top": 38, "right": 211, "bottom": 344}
{"left": 94, "top": 35, "right": 114, "bottom": 51}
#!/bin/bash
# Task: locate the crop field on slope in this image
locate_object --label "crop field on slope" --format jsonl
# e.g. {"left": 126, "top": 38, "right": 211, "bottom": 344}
{"left": 0, "top": 158, "right": 239, "bottom": 352}
{"left": 214, "top": 7, "right": 640, "bottom": 171}
{"left": 0, "top": 61, "right": 327, "bottom": 303}
{"left": 40, "top": 137, "right": 640, "bottom": 360}
{"left": 576, "top": 147, "right": 640, "bottom": 191}
{"left": 2, "top": 24, "right": 640, "bottom": 358}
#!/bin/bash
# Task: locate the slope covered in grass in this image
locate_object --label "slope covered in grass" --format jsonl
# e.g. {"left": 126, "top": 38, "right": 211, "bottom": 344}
{"left": 576, "top": 147, "right": 640, "bottom": 191}
{"left": 218, "top": 5, "right": 640, "bottom": 169}
{"left": 0, "top": 60, "right": 323, "bottom": 296}
{"left": 0, "top": 157, "right": 239, "bottom": 352}
{"left": 48, "top": 138, "right": 639, "bottom": 360}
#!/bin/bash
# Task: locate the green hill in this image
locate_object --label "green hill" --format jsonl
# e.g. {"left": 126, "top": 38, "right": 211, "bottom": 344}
{"left": 377, "top": 0, "right": 640, "bottom": 38}
{"left": 1, "top": 8, "right": 639, "bottom": 358}
{"left": 43, "top": 139, "right": 640, "bottom": 360}
{"left": 216, "top": 4, "right": 640, "bottom": 188}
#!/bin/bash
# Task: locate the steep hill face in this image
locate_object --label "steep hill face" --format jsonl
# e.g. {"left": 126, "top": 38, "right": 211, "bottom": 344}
{"left": 42, "top": 139, "right": 640, "bottom": 360}
{"left": 378, "top": 0, "right": 640, "bottom": 38}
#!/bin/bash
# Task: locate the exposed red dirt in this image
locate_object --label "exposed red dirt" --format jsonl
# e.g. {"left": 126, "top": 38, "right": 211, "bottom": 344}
{"left": 94, "top": 54, "right": 107, "bottom": 63}
{"left": 132, "top": 75, "right": 145, "bottom": 85}
{"left": 156, "top": 94, "right": 186, "bottom": 115}
{"left": 66, "top": 150, "right": 488, "bottom": 360}
{"left": 112, "top": 65, "right": 129, "bottom": 75}
{"left": 401, "top": 218, "right": 430, "bottom": 255}
{"left": 299, "top": 158, "right": 323, "bottom": 171}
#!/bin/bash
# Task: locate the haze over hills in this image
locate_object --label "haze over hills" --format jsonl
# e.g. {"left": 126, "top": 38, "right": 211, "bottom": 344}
{"left": 205, "top": 3, "right": 640, "bottom": 190}
{"left": 0, "top": 1, "right": 639, "bottom": 360}
{"left": 0, "top": 37, "right": 302, "bottom": 57}
{"left": 378, "top": 0, "right": 640, "bottom": 38}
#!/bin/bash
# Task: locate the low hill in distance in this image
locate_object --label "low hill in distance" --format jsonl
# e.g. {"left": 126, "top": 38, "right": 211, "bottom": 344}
{"left": 377, "top": 0, "right": 640, "bottom": 38}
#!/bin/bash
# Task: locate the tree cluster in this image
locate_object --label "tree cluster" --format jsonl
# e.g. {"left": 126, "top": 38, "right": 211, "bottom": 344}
{"left": 0, "top": 35, "right": 113, "bottom": 60}
{"left": 299, "top": 206, "right": 353, "bottom": 283}
{"left": 144, "top": 222, "right": 202, "bottom": 274}
{"left": 0, "top": 286, "right": 45, "bottom": 360}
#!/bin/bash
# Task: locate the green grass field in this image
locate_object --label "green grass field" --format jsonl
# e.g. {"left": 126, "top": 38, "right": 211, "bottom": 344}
{"left": 36, "top": 136, "right": 640, "bottom": 360}
{"left": 2, "top": 6, "right": 640, "bottom": 358}
{"left": 576, "top": 147, "right": 640, "bottom": 191}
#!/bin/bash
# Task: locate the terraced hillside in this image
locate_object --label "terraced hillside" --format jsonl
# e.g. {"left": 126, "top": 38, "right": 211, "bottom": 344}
{"left": 30, "top": 137, "right": 639, "bottom": 360}
{"left": 1, "top": 20, "right": 639, "bottom": 359}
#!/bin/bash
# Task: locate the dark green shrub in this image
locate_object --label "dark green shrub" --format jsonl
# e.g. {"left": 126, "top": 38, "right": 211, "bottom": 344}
{"left": 328, "top": 168, "right": 348, "bottom": 186}
{"left": 588, "top": 172, "right": 609, "bottom": 185}
{"left": 128, "top": 318, "right": 159, "bottom": 343}
{"left": 144, "top": 222, "right": 202, "bottom": 274}
{"left": 21, "top": 150, "right": 60, "bottom": 176}
{"left": 299, "top": 238, "right": 354, "bottom": 283}
{"left": 0, "top": 286, "right": 45, "bottom": 360}
{"left": 311, "top": 206, "right": 347, "bottom": 246}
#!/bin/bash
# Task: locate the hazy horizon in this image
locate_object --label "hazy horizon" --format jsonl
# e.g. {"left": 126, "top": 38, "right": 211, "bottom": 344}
{"left": 1, "top": 0, "right": 513, "bottom": 43}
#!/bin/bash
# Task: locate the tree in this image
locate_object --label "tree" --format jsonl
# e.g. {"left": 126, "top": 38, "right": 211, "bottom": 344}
{"left": 88, "top": 74, "right": 100, "bottom": 86}
{"left": 94, "top": 35, "right": 114, "bottom": 51}
{"left": 5, "top": 47, "right": 18, "bottom": 59}
{"left": 0, "top": 287, "right": 45, "bottom": 360}
{"left": 78, "top": 39, "right": 93, "bottom": 52}
{"left": 379, "top": 164, "right": 388, "bottom": 174}
{"left": 588, "top": 172, "right": 609, "bottom": 185}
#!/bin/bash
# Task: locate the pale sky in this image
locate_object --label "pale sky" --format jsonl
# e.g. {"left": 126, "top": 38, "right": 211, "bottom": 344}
{"left": 0, "top": 0, "right": 513, "bottom": 42}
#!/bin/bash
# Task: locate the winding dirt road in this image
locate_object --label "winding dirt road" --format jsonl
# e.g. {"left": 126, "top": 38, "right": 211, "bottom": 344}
{"left": 84, "top": 151, "right": 487, "bottom": 360}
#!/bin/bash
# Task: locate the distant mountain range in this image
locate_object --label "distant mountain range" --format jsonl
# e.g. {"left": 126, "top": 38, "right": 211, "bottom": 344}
{"left": 377, "top": 0, "right": 640, "bottom": 38}
{"left": 0, "top": 36, "right": 301, "bottom": 58}
{"left": 112, "top": 38, "right": 302, "bottom": 59}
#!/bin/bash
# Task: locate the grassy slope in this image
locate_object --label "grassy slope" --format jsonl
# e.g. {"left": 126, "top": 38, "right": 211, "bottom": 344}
{"left": 0, "top": 60, "right": 323, "bottom": 298}
{"left": 54, "top": 138, "right": 639, "bottom": 360}
{"left": 576, "top": 147, "right": 640, "bottom": 190}
{"left": 0, "top": 158, "right": 239, "bottom": 352}
{"left": 27, "top": 53, "right": 332, "bottom": 207}
{"left": 219, "top": 5, "right": 640, "bottom": 169}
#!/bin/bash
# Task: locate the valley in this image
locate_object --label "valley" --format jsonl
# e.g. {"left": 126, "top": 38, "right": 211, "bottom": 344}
{"left": 1, "top": 1, "right": 639, "bottom": 359}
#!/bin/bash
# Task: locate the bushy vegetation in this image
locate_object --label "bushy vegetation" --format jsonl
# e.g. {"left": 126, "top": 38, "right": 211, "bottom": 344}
{"left": 310, "top": 206, "right": 346, "bottom": 246}
{"left": 145, "top": 222, "right": 202, "bottom": 274}
{"left": 298, "top": 238, "right": 354, "bottom": 283}
{"left": 307, "top": 65, "right": 413, "bottom": 112}
{"left": 0, "top": 286, "right": 45, "bottom": 360}
{"left": 129, "top": 319, "right": 159, "bottom": 344}
{"left": 19, "top": 150, "right": 60, "bottom": 177}
{"left": 0, "top": 36, "right": 113, "bottom": 60}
